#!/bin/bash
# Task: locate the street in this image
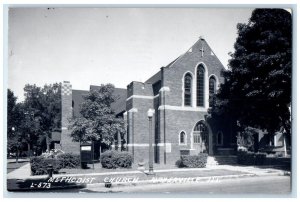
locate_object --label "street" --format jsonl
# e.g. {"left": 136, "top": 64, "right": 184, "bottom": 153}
{"left": 80, "top": 175, "right": 291, "bottom": 195}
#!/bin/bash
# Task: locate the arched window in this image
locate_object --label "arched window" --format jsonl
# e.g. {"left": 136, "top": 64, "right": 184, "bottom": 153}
{"left": 196, "top": 65, "right": 205, "bottom": 107}
{"left": 209, "top": 76, "right": 216, "bottom": 107}
{"left": 184, "top": 73, "right": 192, "bottom": 106}
{"left": 179, "top": 131, "right": 186, "bottom": 144}
{"left": 217, "top": 131, "right": 223, "bottom": 146}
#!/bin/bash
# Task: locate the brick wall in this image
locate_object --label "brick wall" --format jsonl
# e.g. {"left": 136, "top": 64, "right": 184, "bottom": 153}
{"left": 60, "top": 81, "right": 80, "bottom": 154}
{"left": 125, "top": 39, "right": 228, "bottom": 166}
{"left": 163, "top": 39, "right": 225, "bottom": 107}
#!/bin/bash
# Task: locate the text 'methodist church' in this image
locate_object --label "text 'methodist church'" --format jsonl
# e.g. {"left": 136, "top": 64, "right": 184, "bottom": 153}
{"left": 54, "top": 37, "right": 284, "bottom": 165}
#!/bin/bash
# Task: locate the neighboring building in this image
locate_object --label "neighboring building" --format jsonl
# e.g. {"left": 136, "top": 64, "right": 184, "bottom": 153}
{"left": 55, "top": 37, "right": 287, "bottom": 164}
{"left": 54, "top": 82, "right": 127, "bottom": 154}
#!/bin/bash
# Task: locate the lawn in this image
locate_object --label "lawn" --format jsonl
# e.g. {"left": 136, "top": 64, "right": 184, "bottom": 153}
{"left": 59, "top": 161, "right": 178, "bottom": 175}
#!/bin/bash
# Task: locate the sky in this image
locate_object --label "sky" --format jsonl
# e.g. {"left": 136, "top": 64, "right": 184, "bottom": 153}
{"left": 8, "top": 7, "right": 254, "bottom": 102}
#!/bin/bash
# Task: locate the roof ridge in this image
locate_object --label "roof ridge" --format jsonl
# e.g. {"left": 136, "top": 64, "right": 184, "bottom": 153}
{"left": 167, "top": 37, "right": 202, "bottom": 69}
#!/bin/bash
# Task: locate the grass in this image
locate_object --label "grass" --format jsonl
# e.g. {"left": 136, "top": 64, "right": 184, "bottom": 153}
{"left": 60, "top": 161, "right": 178, "bottom": 175}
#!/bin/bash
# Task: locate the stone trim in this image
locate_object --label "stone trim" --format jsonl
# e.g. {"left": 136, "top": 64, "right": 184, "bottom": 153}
{"left": 126, "top": 94, "right": 159, "bottom": 101}
{"left": 158, "top": 105, "right": 207, "bottom": 112}
{"left": 159, "top": 86, "right": 170, "bottom": 92}
{"left": 128, "top": 108, "right": 138, "bottom": 113}
{"left": 126, "top": 143, "right": 171, "bottom": 147}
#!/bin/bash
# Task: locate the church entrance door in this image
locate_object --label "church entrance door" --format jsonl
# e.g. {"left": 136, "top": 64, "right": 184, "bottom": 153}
{"left": 193, "top": 121, "right": 209, "bottom": 153}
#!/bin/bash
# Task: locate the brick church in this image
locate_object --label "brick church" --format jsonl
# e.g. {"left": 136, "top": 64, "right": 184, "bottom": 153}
{"left": 55, "top": 37, "right": 285, "bottom": 165}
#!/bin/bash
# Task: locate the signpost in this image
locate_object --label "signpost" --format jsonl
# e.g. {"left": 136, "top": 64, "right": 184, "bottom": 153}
{"left": 80, "top": 142, "right": 94, "bottom": 169}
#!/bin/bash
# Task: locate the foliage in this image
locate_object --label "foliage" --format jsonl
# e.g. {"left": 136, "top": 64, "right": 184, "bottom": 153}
{"left": 237, "top": 151, "right": 266, "bottom": 165}
{"left": 7, "top": 89, "right": 27, "bottom": 156}
{"left": 56, "top": 153, "right": 80, "bottom": 169}
{"left": 237, "top": 127, "right": 256, "bottom": 151}
{"left": 30, "top": 156, "right": 61, "bottom": 175}
{"left": 100, "top": 150, "right": 133, "bottom": 169}
{"left": 22, "top": 83, "right": 61, "bottom": 153}
{"left": 175, "top": 159, "right": 184, "bottom": 168}
{"left": 210, "top": 9, "right": 292, "bottom": 137}
{"left": 40, "top": 149, "right": 65, "bottom": 158}
{"left": 30, "top": 152, "right": 80, "bottom": 175}
{"left": 7, "top": 84, "right": 61, "bottom": 156}
{"left": 69, "top": 84, "right": 125, "bottom": 147}
{"left": 175, "top": 153, "right": 208, "bottom": 168}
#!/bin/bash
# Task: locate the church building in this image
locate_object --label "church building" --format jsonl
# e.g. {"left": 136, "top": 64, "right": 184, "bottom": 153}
{"left": 123, "top": 37, "right": 235, "bottom": 165}
{"left": 56, "top": 37, "right": 286, "bottom": 165}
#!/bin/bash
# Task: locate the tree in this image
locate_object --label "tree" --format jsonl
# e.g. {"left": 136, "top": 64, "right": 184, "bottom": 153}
{"left": 7, "top": 89, "right": 26, "bottom": 161}
{"left": 21, "top": 83, "right": 61, "bottom": 154}
{"left": 210, "top": 9, "right": 291, "bottom": 142}
{"left": 69, "top": 84, "right": 125, "bottom": 153}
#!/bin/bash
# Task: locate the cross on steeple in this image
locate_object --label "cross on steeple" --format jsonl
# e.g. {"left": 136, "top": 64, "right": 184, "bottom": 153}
{"left": 200, "top": 46, "right": 204, "bottom": 57}
{"left": 199, "top": 35, "right": 205, "bottom": 57}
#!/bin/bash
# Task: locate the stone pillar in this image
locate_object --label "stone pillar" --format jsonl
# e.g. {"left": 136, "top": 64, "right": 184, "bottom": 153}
{"left": 123, "top": 111, "right": 127, "bottom": 151}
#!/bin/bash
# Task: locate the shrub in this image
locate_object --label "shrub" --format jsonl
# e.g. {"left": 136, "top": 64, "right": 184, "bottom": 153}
{"left": 30, "top": 152, "right": 81, "bottom": 175}
{"left": 175, "top": 159, "right": 184, "bottom": 168}
{"left": 175, "top": 153, "right": 208, "bottom": 168}
{"left": 100, "top": 150, "right": 133, "bottom": 169}
{"left": 57, "top": 153, "right": 80, "bottom": 168}
{"left": 255, "top": 153, "right": 267, "bottom": 165}
{"left": 30, "top": 156, "right": 61, "bottom": 175}
{"left": 237, "top": 151, "right": 267, "bottom": 165}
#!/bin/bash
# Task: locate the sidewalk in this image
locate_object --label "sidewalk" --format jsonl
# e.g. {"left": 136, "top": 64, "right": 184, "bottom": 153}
{"left": 7, "top": 163, "right": 31, "bottom": 179}
{"left": 6, "top": 162, "right": 288, "bottom": 180}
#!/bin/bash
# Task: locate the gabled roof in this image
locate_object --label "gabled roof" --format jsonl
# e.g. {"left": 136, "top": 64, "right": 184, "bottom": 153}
{"left": 145, "top": 70, "right": 161, "bottom": 84}
{"left": 89, "top": 85, "right": 127, "bottom": 115}
{"left": 72, "top": 89, "right": 89, "bottom": 117}
{"left": 72, "top": 86, "right": 127, "bottom": 117}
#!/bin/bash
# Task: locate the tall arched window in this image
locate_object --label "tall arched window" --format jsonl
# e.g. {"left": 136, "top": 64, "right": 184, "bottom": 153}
{"left": 209, "top": 76, "right": 216, "bottom": 107}
{"left": 196, "top": 65, "right": 205, "bottom": 107}
{"left": 184, "top": 73, "right": 192, "bottom": 106}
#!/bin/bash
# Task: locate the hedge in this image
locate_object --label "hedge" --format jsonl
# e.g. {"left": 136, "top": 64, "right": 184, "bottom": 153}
{"left": 30, "top": 156, "right": 60, "bottom": 175}
{"left": 56, "top": 153, "right": 80, "bottom": 169}
{"left": 30, "top": 153, "right": 80, "bottom": 175}
{"left": 175, "top": 153, "right": 208, "bottom": 168}
{"left": 100, "top": 150, "right": 133, "bottom": 169}
{"left": 237, "top": 151, "right": 267, "bottom": 165}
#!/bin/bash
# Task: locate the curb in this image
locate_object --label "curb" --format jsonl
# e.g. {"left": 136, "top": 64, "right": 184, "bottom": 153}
{"left": 85, "top": 173, "right": 257, "bottom": 189}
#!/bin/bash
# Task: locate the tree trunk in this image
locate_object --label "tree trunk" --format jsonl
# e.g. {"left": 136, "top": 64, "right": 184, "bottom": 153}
{"left": 16, "top": 148, "right": 19, "bottom": 163}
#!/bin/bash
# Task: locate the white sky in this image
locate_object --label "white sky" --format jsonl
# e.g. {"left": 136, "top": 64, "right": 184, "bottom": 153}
{"left": 8, "top": 7, "right": 254, "bottom": 102}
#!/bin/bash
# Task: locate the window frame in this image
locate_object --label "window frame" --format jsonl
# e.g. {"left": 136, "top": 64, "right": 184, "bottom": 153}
{"left": 179, "top": 131, "right": 187, "bottom": 145}
{"left": 216, "top": 131, "right": 223, "bottom": 146}
{"left": 196, "top": 65, "right": 205, "bottom": 107}
{"left": 183, "top": 73, "right": 193, "bottom": 106}
{"left": 209, "top": 76, "right": 217, "bottom": 107}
